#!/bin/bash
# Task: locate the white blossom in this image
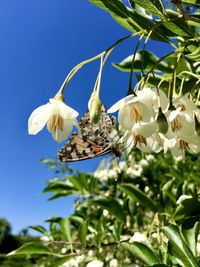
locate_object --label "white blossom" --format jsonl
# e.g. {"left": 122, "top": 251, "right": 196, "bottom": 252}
{"left": 28, "top": 94, "right": 79, "bottom": 143}
{"left": 109, "top": 259, "right": 118, "bottom": 267}
{"left": 129, "top": 232, "right": 149, "bottom": 244}
{"left": 87, "top": 259, "right": 104, "bottom": 267}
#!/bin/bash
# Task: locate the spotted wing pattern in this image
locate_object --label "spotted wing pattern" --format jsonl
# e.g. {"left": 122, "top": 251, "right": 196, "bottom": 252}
{"left": 58, "top": 106, "right": 119, "bottom": 162}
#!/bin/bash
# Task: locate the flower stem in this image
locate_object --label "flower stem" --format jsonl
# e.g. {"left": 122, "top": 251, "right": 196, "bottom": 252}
{"left": 57, "top": 31, "right": 144, "bottom": 95}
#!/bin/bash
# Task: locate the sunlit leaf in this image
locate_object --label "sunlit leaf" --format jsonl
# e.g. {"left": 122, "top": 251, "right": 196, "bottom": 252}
{"left": 119, "top": 184, "right": 159, "bottom": 212}
{"left": 78, "top": 219, "right": 88, "bottom": 247}
{"left": 163, "top": 224, "right": 199, "bottom": 267}
{"left": 59, "top": 218, "right": 72, "bottom": 243}
{"left": 182, "top": 219, "right": 200, "bottom": 256}
{"left": 122, "top": 242, "right": 159, "bottom": 265}
{"left": 113, "top": 50, "right": 172, "bottom": 73}
{"left": 7, "top": 242, "right": 53, "bottom": 255}
{"left": 132, "top": 0, "right": 165, "bottom": 17}
{"left": 29, "top": 225, "right": 48, "bottom": 236}
{"left": 88, "top": 0, "right": 142, "bottom": 32}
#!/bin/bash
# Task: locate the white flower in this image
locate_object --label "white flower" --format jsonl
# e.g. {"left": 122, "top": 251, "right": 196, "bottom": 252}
{"left": 94, "top": 169, "right": 109, "bottom": 181}
{"left": 28, "top": 94, "right": 79, "bottom": 143}
{"left": 87, "top": 259, "right": 104, "bottom": 267}
{"left": 108, "top": 91, "right": 159, "bottom": 155}
{"left": 62, "top": 255, "right": 85, "bottom": 267}
{"left": 88, "top": 250, "right": 95, "bottom": 257}
{"left": 40, "top": 236, "right": 51, "bottom": 242}
{"left": 109, "top": 259, "right": 118, "bottom": 267}
{"left": 108, "top": 169, "right": 118, "bottom": 179}
{"left": 103, "top": 209, "right": 109, "bottom": 217}
{"left": 139, "top": 159, "right": 148, "bottom": 167}
{"left": 146, "top": 154, "right": 155, "bottom": 161}
{"left": 129, "top": 232, "right": 149, "bottom": 244}
{"left": 173, "top": 94, "right": 196, "bottom": 116}
{"left": 165, "top": 108, "right": 195, "bottom": 141}
{"left": 126, "top": 167, "right": 142, "bottom": 178}
{"left": 119, "top": 161, "right": 127, "bottom": 171}
{"left": 137, "top": 87, "right": 169, "bottom": 112}
{"left": 62, "top": 258, "right": 78, "bottom": 267}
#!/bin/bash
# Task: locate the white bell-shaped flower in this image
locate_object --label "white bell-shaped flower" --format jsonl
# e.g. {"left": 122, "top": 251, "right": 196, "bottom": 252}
{"left": 165, "top": 108, "right": 195, "bottom": 141}
{"left": 28, "top": 94, "right": 79, "bottom": 143}
{"left": 137, "top": 87, "right": 169, "bottom": 112}
{"left": 173, "top": 94, "right": 196, "bottom": 116}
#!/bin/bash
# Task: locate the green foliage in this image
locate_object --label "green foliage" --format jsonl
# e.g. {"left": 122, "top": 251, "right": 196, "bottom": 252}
{"left": 9, "top": 152, "right": 200, "bottom": 266}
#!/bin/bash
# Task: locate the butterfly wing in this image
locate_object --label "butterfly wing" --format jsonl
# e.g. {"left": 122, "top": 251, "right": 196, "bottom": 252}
{"left": 58, "top": 105, "right": 120, "bottom": 162}
{"left": 58, "top": 133, "right": 111, "bottom": 162}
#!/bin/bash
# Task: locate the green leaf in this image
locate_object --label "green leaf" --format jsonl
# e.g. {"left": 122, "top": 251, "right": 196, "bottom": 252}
{"left": 93, "top": 198, "right": 125, "bottom": 221}
{"left": 182, "top": 0, "right": 200, "bottom": 4}
{"left": 182, "top": 219, "right": 200, "bottom": 256}
{"left": 45, "top": 216, "right": 62, "bottom": 223}
{"left": 78, "top": 219, "right": 88, "bottom": 247}
{"left": 29, "top": 225, "right": 48, "bottom": 236}
{"left": 132, "top": 0, "right": 165, "bottom": 17}
{"left": 59, "top": 218, "right": 72, "bottom": 243}
{"left": 88, "top": 0, "right": 143, "bottom": 32}
{"left": 147, "top": 265, "right": 168, "bottom": 267}
{"left": 173, "top": 198, "right": 200, "bottom": 220}
{"left": 68, "top": 175, "right": 85, "bottom": 193}
{"left": 186, "top": 46, "right": 200, "bottom": 61}
{"left": 163, "top": 10, "right": 193, "bottom": 37}
{"left": 162, "top": 224, "right": 199, "bottom": 267}
{"left": 119, "top": 184, "right": 159, "bottom": 212}
{"left": 48, "top": 192, "right": 74, "bottom": 201}
{"left": 43, "top": 182, "right": 73, "bottom": 193}
{"left": 113, "top": 50, "right": 172, "bottom": 73}
{"left": 51, "top": 256, "right": 73, "bottom": 267}
{"left": 7, "top": 242, "right": 53, "bottom": 255}
{"left": 122, "top": 242, "right": 159, "bottom": 265}
{"left": 89, "top": 0, "right": 171, "bottom": 43}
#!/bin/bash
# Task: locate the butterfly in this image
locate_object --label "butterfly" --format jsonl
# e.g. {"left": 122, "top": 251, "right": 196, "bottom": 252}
{"left": 58, "top": 105, "right": 120, "bottom": 162}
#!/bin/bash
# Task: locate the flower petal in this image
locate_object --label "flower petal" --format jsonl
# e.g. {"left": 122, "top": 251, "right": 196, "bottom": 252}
{"left": 107, "top": 95, "right": 136, "bottom": 113}
{"left": 50, "top": 119, "right": 73, "bottom": 143}
{"left": 28, "top": 103, "right": 52, "bottom": 135}
{"left": 49, "top": 99, "right": 79, "bottom": 119}
{"left": 132, "top": 121, "right": 157, "bottom": 138}
{"left": 138, "top": 87, "right": 169, "bottom": 111}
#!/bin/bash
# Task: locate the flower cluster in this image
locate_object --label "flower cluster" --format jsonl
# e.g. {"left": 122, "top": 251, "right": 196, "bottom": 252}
{"left": 28, "top": 86, "right": 200, "bottom": 159}
{"left": 94, "top": 154, "right": 154, "bottom": 182}
{"left": 108, "top": 87, "right": 200, "bottom": 160}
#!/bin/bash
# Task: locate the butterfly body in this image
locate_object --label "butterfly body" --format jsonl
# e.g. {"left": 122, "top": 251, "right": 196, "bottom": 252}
{"left": 58, "top": 106, "right": 120, "bottom": 162}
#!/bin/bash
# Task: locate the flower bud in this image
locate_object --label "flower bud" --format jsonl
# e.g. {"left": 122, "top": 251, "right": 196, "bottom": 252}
{"left": 88, "top": 91, "right": 101, "bottom": 123}
{"left": 157, "top": 107, "right": 168, "bottom": 134}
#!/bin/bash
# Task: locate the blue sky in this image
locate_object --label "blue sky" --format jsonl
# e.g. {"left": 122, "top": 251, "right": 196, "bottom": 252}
{"left": 0, "top": 0, "right": 172, "bottom": 234}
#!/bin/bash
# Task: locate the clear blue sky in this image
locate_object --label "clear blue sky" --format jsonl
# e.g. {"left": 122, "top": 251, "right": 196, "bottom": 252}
{"left": 0, "top": 0, "right": 172, "bottom": 234}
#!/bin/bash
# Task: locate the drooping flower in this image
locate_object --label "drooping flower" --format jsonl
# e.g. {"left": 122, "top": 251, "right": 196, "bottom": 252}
{"left": 137, "top": 87, "right": 169, "bottom": 112}
{"left": 165, "top": 108, "right": 195, "bottom": 141}
{"left": 108, "top": 91, "right": 157, "bottom": 153}
{"left": 28, "top": 93, "right": 79, "bottom": 143}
